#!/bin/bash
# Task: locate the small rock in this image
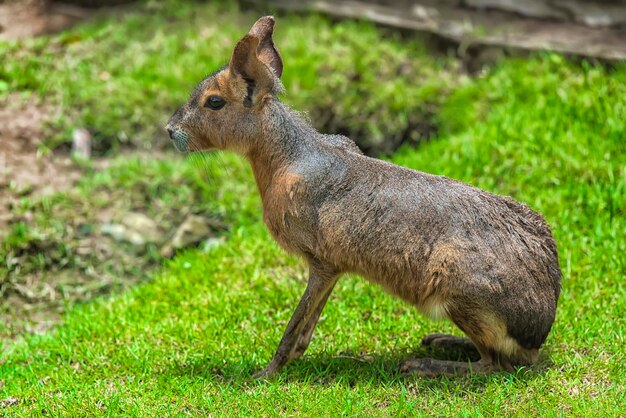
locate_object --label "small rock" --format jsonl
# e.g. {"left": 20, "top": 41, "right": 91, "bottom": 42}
{"left": 202, "top": 236, "right": 225, "bottom": 252}
{"left": 101, "top": 212, "right": 163, "bottom": 247}
{"left": 72, "top": 128, "right": 91, "bottom": 160}
{"left": 160, "top": 214, "right": 220, "bottom": 258}
{"left": 121, "top": 212, "right": 162, "bottom": 243}
{"left": 101, "top": 223, "right": 139, "bottom": 245}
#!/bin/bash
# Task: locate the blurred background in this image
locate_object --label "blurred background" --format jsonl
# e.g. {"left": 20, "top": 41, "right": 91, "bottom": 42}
{"left": 0, "top": 0, "right": 624, "bottom": 344}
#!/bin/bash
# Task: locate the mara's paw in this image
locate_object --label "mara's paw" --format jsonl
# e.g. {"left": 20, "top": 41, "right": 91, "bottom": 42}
{"left": 399, "top": 357, "right": 486, "bottom": 377}
{"left": 421, "top": 333, "right": 476, "bottom": 352}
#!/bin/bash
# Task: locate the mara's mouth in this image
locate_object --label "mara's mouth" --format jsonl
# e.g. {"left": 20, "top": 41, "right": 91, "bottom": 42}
{"left": 169, "top": 129, "right": 190, "bottom": 153}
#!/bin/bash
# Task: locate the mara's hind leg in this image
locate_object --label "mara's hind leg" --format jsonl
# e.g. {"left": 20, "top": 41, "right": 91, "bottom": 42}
{"left": 399, "top": 356, "right": 494, "bottom": 377}
{"left": 400, "top": 345, "right": 538, "bottom": 377}
{"left": 399, "top": 339, "right": 506, "bottom": 377}
{"left": 400, "top": 307, "right": 538, "bottom": 377}
{"left": 400, "top": 340, "right": 516, "bottom": 377}
{"left": 421, "top": 333, "right": 478, "bottom": 352}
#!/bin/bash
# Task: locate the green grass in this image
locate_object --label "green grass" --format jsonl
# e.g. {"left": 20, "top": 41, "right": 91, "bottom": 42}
{"left": 2, "top": 0, "right": 626, "bottom": 416}
{"left": 0, "top": 0, "right": 455, "bottom": 155}
{"left": 0, "top": 154, "right": 238, "bottom": 338}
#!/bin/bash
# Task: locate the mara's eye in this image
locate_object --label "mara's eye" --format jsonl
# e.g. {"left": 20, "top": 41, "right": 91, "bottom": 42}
{"left": 204, "top": 95, "right": 226, "bottom": 110}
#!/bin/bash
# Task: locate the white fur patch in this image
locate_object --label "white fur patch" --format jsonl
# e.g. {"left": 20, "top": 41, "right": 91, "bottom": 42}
{"left": 421, "top": 299, "right": 449, "bottom": 320}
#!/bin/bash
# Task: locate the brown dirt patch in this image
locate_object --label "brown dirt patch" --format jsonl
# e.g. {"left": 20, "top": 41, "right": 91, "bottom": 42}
{"left": 0, "top": 94, "right": 86, "bottom": 340}
{"left": 0, "top": 93, "right": 223, "bottom": 343}
{"left": 0, "top": 0, "right": 89, "bottom": 41}
{"left": 0, "top": 94, "right": 82, "bottom": 232}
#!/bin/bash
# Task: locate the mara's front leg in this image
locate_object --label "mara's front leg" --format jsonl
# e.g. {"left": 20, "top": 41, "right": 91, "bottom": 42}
{"left": 288, "top": 284, "right": 336, "bottom": 361}
{"left": 255, "top": 259, "right": 339, "bottom": 379}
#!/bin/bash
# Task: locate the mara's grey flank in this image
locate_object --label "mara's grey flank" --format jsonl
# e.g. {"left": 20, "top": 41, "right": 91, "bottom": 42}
{"left": 165, "top": 16, "right": 561, "bottom": 378}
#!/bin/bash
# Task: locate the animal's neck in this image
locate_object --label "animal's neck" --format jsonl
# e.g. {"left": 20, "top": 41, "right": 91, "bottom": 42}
{"left": 246, "top": 100, "right": 318, "bottom": 200}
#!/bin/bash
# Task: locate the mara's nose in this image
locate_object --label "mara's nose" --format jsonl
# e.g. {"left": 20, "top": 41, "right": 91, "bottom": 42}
{"left": 166, "top": 127, "right": 174, "bottom": 139}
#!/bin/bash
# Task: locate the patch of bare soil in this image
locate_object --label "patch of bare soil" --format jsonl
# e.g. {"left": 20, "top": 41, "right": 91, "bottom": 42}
{"left": 0, "top": 0, "right": 224, "bottom": 341}
{"left": 0, "top": 94, "right": 91, "bottom": 339}
{"left": 0, "top": 95, "right": 224, "bottom": 343}
{"left": 0, "top": 94, "right": 81, "bottom": 230}
{"left": 0, "top": 0, "right": 89, "bottom": 41}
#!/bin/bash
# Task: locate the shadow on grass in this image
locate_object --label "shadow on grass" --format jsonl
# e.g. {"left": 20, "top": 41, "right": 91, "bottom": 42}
{"left": 166, "top": 342, "right": 554, "bottom": 390}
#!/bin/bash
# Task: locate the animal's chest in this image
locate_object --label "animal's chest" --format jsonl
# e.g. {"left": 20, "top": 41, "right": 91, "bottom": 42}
{"left": 262, "top": 173, "right": 318, "bottom": 255}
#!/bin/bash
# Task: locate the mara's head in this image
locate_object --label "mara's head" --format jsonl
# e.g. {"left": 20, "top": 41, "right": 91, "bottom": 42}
{"left": 165, "top": 16, "right": 283, "bottom": 153}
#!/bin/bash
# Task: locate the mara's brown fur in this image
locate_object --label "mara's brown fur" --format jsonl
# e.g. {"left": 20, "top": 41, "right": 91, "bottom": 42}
{"left": 166, "top": 16, "right": 561, "bottom": 378}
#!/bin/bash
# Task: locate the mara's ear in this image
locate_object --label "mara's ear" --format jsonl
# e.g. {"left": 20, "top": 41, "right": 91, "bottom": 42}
{"left": 248, "top": 16, "right": 283, "bottom": 78}
{"left": 229, "top": 16, "right": 283, "bottom": 105}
